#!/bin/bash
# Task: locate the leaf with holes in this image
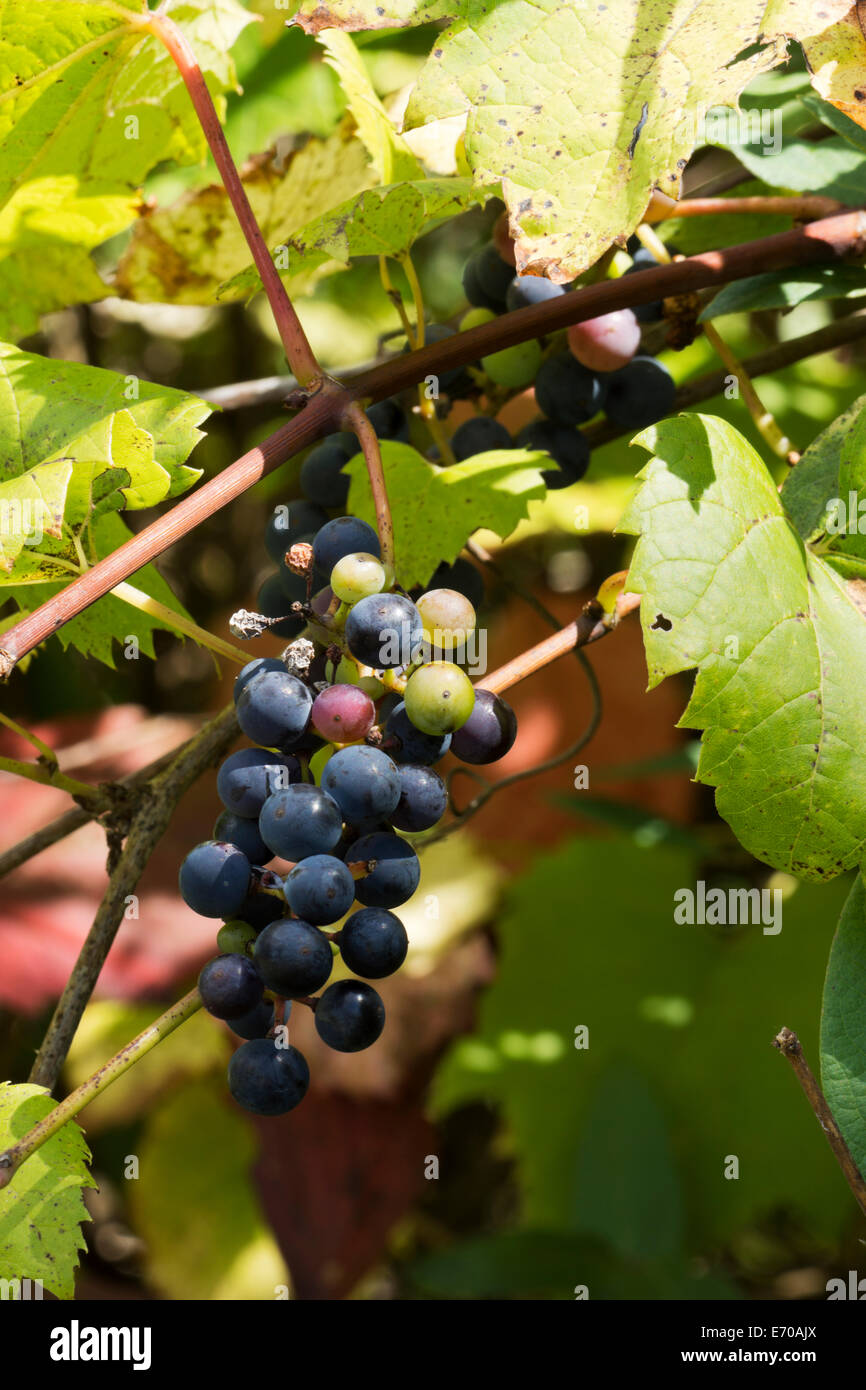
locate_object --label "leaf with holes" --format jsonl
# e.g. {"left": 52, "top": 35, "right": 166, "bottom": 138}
{"left": 221, "top": 176, "right": 480, "bottom": 299}
{"left": 0, "top": 1082, "right": 95, "bottom": 1300}
{"left": 345, "top": 442, "right": 547, "bottom": 590}
{"left": 118, "top": 122, "right": 375, "bottom": 306}
{"left": 821, "top": 871, "right": 866, "bottom": 1179}
{"left": 293, "top": 0, "right": 850, "bottom": 279}
{"left": 618, "top": 412, "right": 866, "bottom": 881}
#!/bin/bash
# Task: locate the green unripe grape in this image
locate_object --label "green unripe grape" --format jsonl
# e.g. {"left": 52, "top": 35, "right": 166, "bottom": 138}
{"left": 217, "top": 920, "right": 257, "bottom": 955}
{"left": 309, "top": 743, "right": 336, "bottom": 783}
{"left": 481, "top": 339, "right": 542, "bottom": 388}
{"left": 416, "top": 588, "right": 476, "bottom": 651}
{"left": 460, "top": 306, "right": 496, "bottom": 332}
{"left": 404, "top": 661, "right": 476, "bottom": 735}
{"left": 335, "top": 655, "right": 385, "bottom": 699}
{"left": 330, "top": 551, "right": 387, "bottom": 603}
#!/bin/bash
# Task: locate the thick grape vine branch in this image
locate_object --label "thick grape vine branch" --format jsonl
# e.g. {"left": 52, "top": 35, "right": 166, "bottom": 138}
{"left": 1, "top": 211, "right": 865, "bottom": 679}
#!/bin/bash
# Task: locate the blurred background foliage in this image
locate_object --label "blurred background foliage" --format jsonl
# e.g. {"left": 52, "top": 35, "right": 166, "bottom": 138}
{"left": 1, "top": 10, "right": 865, "bottom": 1300}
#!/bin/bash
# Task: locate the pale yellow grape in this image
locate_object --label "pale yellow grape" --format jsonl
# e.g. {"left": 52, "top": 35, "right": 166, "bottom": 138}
{"left": 330, "top": 551, "right": 387, "bottom": 603}
{"left": 416, "top": 588, "right": 476, "bottom": 651}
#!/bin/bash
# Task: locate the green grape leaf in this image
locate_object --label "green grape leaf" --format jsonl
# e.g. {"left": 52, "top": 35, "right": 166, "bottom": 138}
{"left": 221, "top": 176, "right": 480, "bottom": 299}
{"left": 0, "top": 343, "right": 208, "bottom": 584}
{"left": 317, "top": 30, "right": 421, "bottom": 184}
{"left": 7, "top": 513, "right": 194, "bottom": 667}
{"left": 0, "top": 0, "right": 255, "bottom": 337}
{"left": 723, "top": 135, "right": 866, "bottom": 206}
{"left": 130, "top": 1080, "right": 288, "bottom": 1300}
{"left": 821, "top": 871, "right": 866, "bottom": 1178}
{"left": 618, "top": 412, "right": 866, "bottom": 881}
{"left": 434, "top": 836, "right": 855, "bottom": 1243}
{"left": 345, "top": 442, "right": 548, "bottom": 590}
{"left": 0, "top": 1082, "right": 95, "bottom": 1301}
{"left": 294, "top": 0, "right": 849, "bottom": 280}
{"left": 700, "top": 267, "right": 866, "bottom": 321}
{"left": 780, "top": 394, "right": 866, "bottom": 575}
{"left": 118, "top": 123, "right": 375, "bottom": 305}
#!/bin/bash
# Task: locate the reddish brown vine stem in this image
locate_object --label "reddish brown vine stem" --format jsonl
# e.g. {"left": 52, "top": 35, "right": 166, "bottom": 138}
{"left": 483, "top": 592, "right": 641, "bottom": 696}
{"left": 147, "top": 12, "right": 322, "bottom": 388}
{"left": 1, "top": 210, "right": 865, "bottom": 679}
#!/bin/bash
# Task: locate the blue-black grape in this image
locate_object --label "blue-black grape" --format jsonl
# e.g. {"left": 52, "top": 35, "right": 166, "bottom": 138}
{"left": 390, "top": 764, "right": 448, "bottom": 832}
{"left": 259, "top": 783, "right": 343, "bottom": 861}
{"left": 198, "top": 953, "right": 263, "bottom": 1019}
{"left": 254, "top": 917, "right": 333, "bottom": 995}
{"left": 217, "top": 747, "right": 301, "bottom": 818}
{"left": 463, "top": 248, "right": 504, "bottom": 312}
{"left": 535, "top": 354, "right": 606, "bottom": 426}
{"left": 227, "top": 1038, "right": 310, "bottom": 1115}
{"left": 299, "top": 436, "right": 354, "bottom": 508}
{"left": 321, "top": 745, "right": 401, "bottom": 824}
{"left": 518, "top": 419, "right": 590, "bottom": 488}
{"left": 179, "top": 841, "right": 251, "bottom": 918}
{"left": 257, "top": 573, "right": 305, "bottom": 639}
{"left": 344, "top": 592, "right": 424, "bottom": 669}
{"left": 213, "top": 811, "right": 272, "bottom": 866}
{"left": 314, "top": 980, "right": 385, "bottom": 1052}
{"left": 233, "top": 657, "right": 285, "bottom": 705}
{"left": 276, "top": 560, "right": 311, "bottom": 603}
{"left": 312, "top": 515, "right": 380, "bottom": 576}
{"left": 338, "top": 908, "right": 408, "bottom": 979}
{"left": 603, "top": 356, "right": 676, "bottom": 429}
{"left": 235, "top": 669, "right": 313, "bottom": 750}
{"left": 367, "top": 398, "right": 409, "bottom": 441}
{"left": 265, "top": 501, "right": 328, "bottom": 565}
{"left": 450, "top": 688, "right": 518, "bottom": 764}
{"left": 233, "top": 889, "right": 286, "bottom": 931}
{"left": 384, "top": 700, "right": 451, "bottom": 765}
{"left": 505, "top": 274, "right": 565, "bottom": 311}
{"left": 472, "top": 244, "right": 514, "bottom": 306}
{"left": 450, "top": 416, "right": 511, "bottom": 461}
{"left": 228, "top": 995, "right": 275, "bottom": 1040}
{"left": 284, "top": 854, "right": 355, "bottom": 926}
{"left": 345, "top": 831, "right": 420, "bottom": 908}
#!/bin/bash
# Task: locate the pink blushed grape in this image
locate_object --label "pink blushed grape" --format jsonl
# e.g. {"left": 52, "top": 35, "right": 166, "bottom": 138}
{"left": 568, "top": 309, "right": 640, "bottom": 372}
{"left": 311, "top": 684, "right": 376, "bottom": 743}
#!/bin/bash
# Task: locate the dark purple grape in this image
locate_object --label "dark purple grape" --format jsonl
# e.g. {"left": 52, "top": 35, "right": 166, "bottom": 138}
{"left": 283, "top": 855, "right": 355, "bottom": 926}
{"left": 344, "top": 592, "right": 424, "bottom": 670}
{"left": 217, "top": 747, "right": 301, "bottom": 819}
{"left": 213, "top": 811, "right": 271, "bottom": 866}
{"left": 314, "top": 980, "right": 385, "bottom": 1052}
{"left": 384, "top": 700, "right": 451, "bottom": 765}
{"left": 535, "top": 354, "right": 606, "bottom": 426}
{"left": 259, "top": 783, "right": 343, "bottom": 861}
{"left": 321, "top": 745, "right": 401, "bottom": 824}
{"left": 344, "top": 831, "right": 420, "bottom": 908}
{"left": 253, "top": 917, "right": 333, "bottom": 996}
{"left": 603, "top": 356, "right": 676, "bottom": 430}
{"left": 257, "top": 573, "right": 305, "bottom": 639}
{"left": 312, "top": 515, "right": 381, "bottom": 575}
{"left": 451, "top": 416, "right": 511, "bottom": 461}
{"left": 227, "top": 1038, "right": 310, "bottom": 1115}
{"left": 338, "top": 908, "right": 408, "bottom": 979}
{"left": 505, "top": 275, "right": 565, "bottom": 311}
{"left": 390, "top": 765, "right": 448, "bottom": 832}
{"left": 199, "top": 953, "right": 263, "bottom": 1020}
{"left": 450, "top": 688, "right": 517, "bottom": 764}
{"left": 518, "top": 419, "right": 590, "bottom": 488}
{"left": 179, "top": 841, "right": 251, "bottom": 918}
{"left": 236, "top": 669, "right": 313, "bottom": 750}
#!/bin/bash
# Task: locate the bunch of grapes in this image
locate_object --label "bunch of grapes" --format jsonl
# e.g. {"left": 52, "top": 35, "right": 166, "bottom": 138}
{"left": 179, "top": 506, "right": 517, "bottom": 1118}
{"left": 456, "top": 215, "right": 677, "bottom": 487}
